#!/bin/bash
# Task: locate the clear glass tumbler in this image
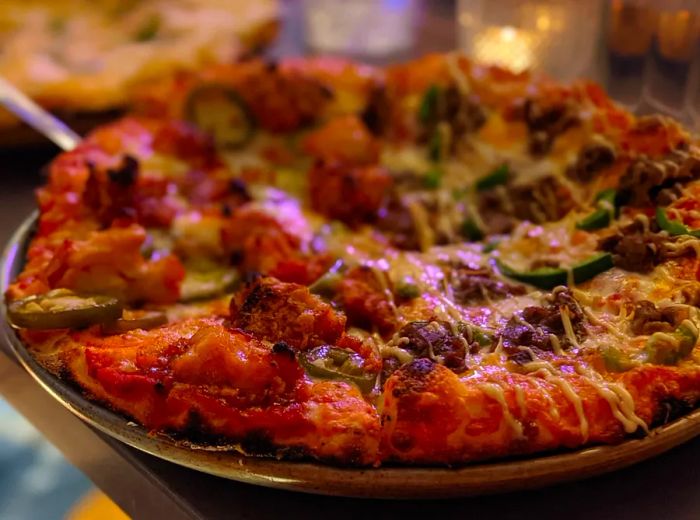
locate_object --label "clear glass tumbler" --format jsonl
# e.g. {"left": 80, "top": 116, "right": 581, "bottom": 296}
{"left": 603, "top": 0, "right": 700, "bottom": 127}
{"left": 301, "top": 0, "right": 417, "bottom": 60}
{"left": 456, "top": 0, "right": 604, "bottom": 81}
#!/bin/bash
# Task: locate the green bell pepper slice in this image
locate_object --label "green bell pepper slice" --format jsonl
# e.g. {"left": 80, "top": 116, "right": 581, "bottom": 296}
{"left": 655, "top": 207, "right": 700, "bottom": 237}
{"left": 457, "top": 322, "right": 493, "bottom": 347}
{"left": 460, "top": 217, "right": 484, "bottom": 241}
{"left": 576, "top": 209, "right": 611, "bottom": 231}
{"left": 475, "top": 164, "right": 509, "bottom": 191}
{"left": 423, "top": 168, "right": 443, "bottom": 189}
{"left": 418, "top": 84, "right": 440, "bottom": 126}
{"left": 576, "top": 189, "right": 618, "bottom": 231}
{"left": 497, "top": 252, "right": 614, "bottom": 290}
{"left": 601, "top": 345, "right": 636, "bottom": 372}
{"left": 133, "top": 14, "right": 161, "bottom": 42}
{"left": 482, "top": 240, "right": 500, "bottom": 253}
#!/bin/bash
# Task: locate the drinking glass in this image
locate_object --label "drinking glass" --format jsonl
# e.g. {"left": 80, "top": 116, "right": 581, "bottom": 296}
{"left": 302, "top": 0, "right": 417, "bottom": 59}
{"left": 456, "top": 0, "right": 604, "bottom": 81}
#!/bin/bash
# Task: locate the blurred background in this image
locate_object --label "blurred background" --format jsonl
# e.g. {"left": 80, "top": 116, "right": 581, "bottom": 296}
{"left": 1, "top": 0, "right": 700, "bottom": 518}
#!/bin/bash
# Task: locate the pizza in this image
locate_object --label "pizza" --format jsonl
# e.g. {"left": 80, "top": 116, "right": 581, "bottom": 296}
{"left": 0, "top": 0, "right": 278, "bottom": 135}
{"left": 7, "top": 53, "right": 700, "bottom": 467}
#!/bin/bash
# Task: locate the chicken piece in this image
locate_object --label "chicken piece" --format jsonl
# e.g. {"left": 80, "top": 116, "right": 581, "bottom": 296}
{"left": 308, "top": 162, "right": 392, "bottom": 226}
{"left": 221, "top": 204, "right": 306, "bottom": 274}
{"left": 337, "top": 266, "right": 398, "bottom": 336}
{"left": 302, "top": 115, "right": 379, "bottom": 165}
{"left": 230, "top": 276, "right": 346, "bottom": 349}
{"left": 34, "top": 224, "right": 185, "bottom": 304}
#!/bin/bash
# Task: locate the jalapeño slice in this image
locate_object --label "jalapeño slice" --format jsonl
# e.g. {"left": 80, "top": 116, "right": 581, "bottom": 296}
{"left": 299, "top": 345, "right": 376, "bottom": 394}
{"left": 7, "top": 289, "right": 123, "bottom": 330}
{"left": 102, "top": 310, "right": 168, "bottom": 334}
{"left": 180, "top": 267, "right": 240, "bottom": 302}
{"left": 497, "top": 252, "right": 614, "bottom": 290}
{"left": 184, "top": 83, "right": 255, "bottom": 150}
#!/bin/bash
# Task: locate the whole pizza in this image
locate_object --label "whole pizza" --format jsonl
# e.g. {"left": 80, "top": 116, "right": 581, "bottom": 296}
{"left": 7, "top": 53, "right": 700, "bottom": 466}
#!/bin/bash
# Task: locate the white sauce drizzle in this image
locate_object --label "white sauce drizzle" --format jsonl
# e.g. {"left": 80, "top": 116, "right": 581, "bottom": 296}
{"left": 479, "top": 383, "right": 525, "bottom": 439}
{"left": 560, "top": 306, "right": 580, "bottom": 348}
{"left": 547, "top": 373, "right": 589, "bottom": 441}
{"left": 514, "top": 386, "right": 528, "bottom": 417}
{"left": 575, "top": 363, "right": 648, "bottom": 434}
{"left": 548, "top": 334, "right": 565, "bottom": 355}
{"left": 522, "top": 363, "right": 589, "bottom": 440}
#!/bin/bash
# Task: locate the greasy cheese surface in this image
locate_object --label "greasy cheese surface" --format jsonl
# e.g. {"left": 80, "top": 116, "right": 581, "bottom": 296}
{"left": 8, "top": 54, "right": 700, "bottom": 466}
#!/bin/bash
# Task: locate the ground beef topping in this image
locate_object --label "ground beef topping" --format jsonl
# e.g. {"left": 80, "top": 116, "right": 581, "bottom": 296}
{"left": 361, "top": 84, "right": 390, "bottom": 136}
{"left": 384, "top": 320, "right": 471, "bottom": 376}
{"left": 598, "top": 220, "right": 666, "bottom": 273}
{"left": 522, "top": 98, "right": 580, "bottom": 156}
{"left": 420, "top": 85, "right": 486, "bottom": 145}
{"left": 451, "top": 266, "right": 526, "bottom": 304}
{"left": 618, "top": 147, "right": 700, "bottom": 207}
{"left": 630, "top": 300, "right": 690, "bottom": 335}
{"left": 478, "top": 175, "right": 577, "bottom": 228}
{"left": 566, "top": 140, "right": 616, "bottom": 183}
{"left": 500, "top": 287, "right": 586, "bottom": 353}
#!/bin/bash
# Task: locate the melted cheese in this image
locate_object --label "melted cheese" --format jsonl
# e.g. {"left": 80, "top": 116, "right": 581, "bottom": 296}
{"left": 522, "top": 353, "right": 646, "bottom": 436}
{"left": 494, "top": 184, "right": 515, "bottom": 214}
{"left": 424, "top": 321, "right": 442, "bottom": 361}
{"left": 377, "top": 333, "right": 415, "bottom": 363}
{"left": 435, "top": 190, "right": 458, "bottom": 243}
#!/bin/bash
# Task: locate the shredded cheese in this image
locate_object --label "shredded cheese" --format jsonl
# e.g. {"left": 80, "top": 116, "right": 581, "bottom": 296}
{"left": 548, "top": 334, "right": 564, "bottom": 355}
{"left": 405, "top": 198, "right": 435, "bottom": 252}
{"left": 559, "top": 306, "right": 580, "bottom": 348}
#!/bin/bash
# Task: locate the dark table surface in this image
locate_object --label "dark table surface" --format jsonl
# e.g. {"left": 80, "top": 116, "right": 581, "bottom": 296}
{"left": 2, "top": 2, "right": 700, "bottom": 519}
